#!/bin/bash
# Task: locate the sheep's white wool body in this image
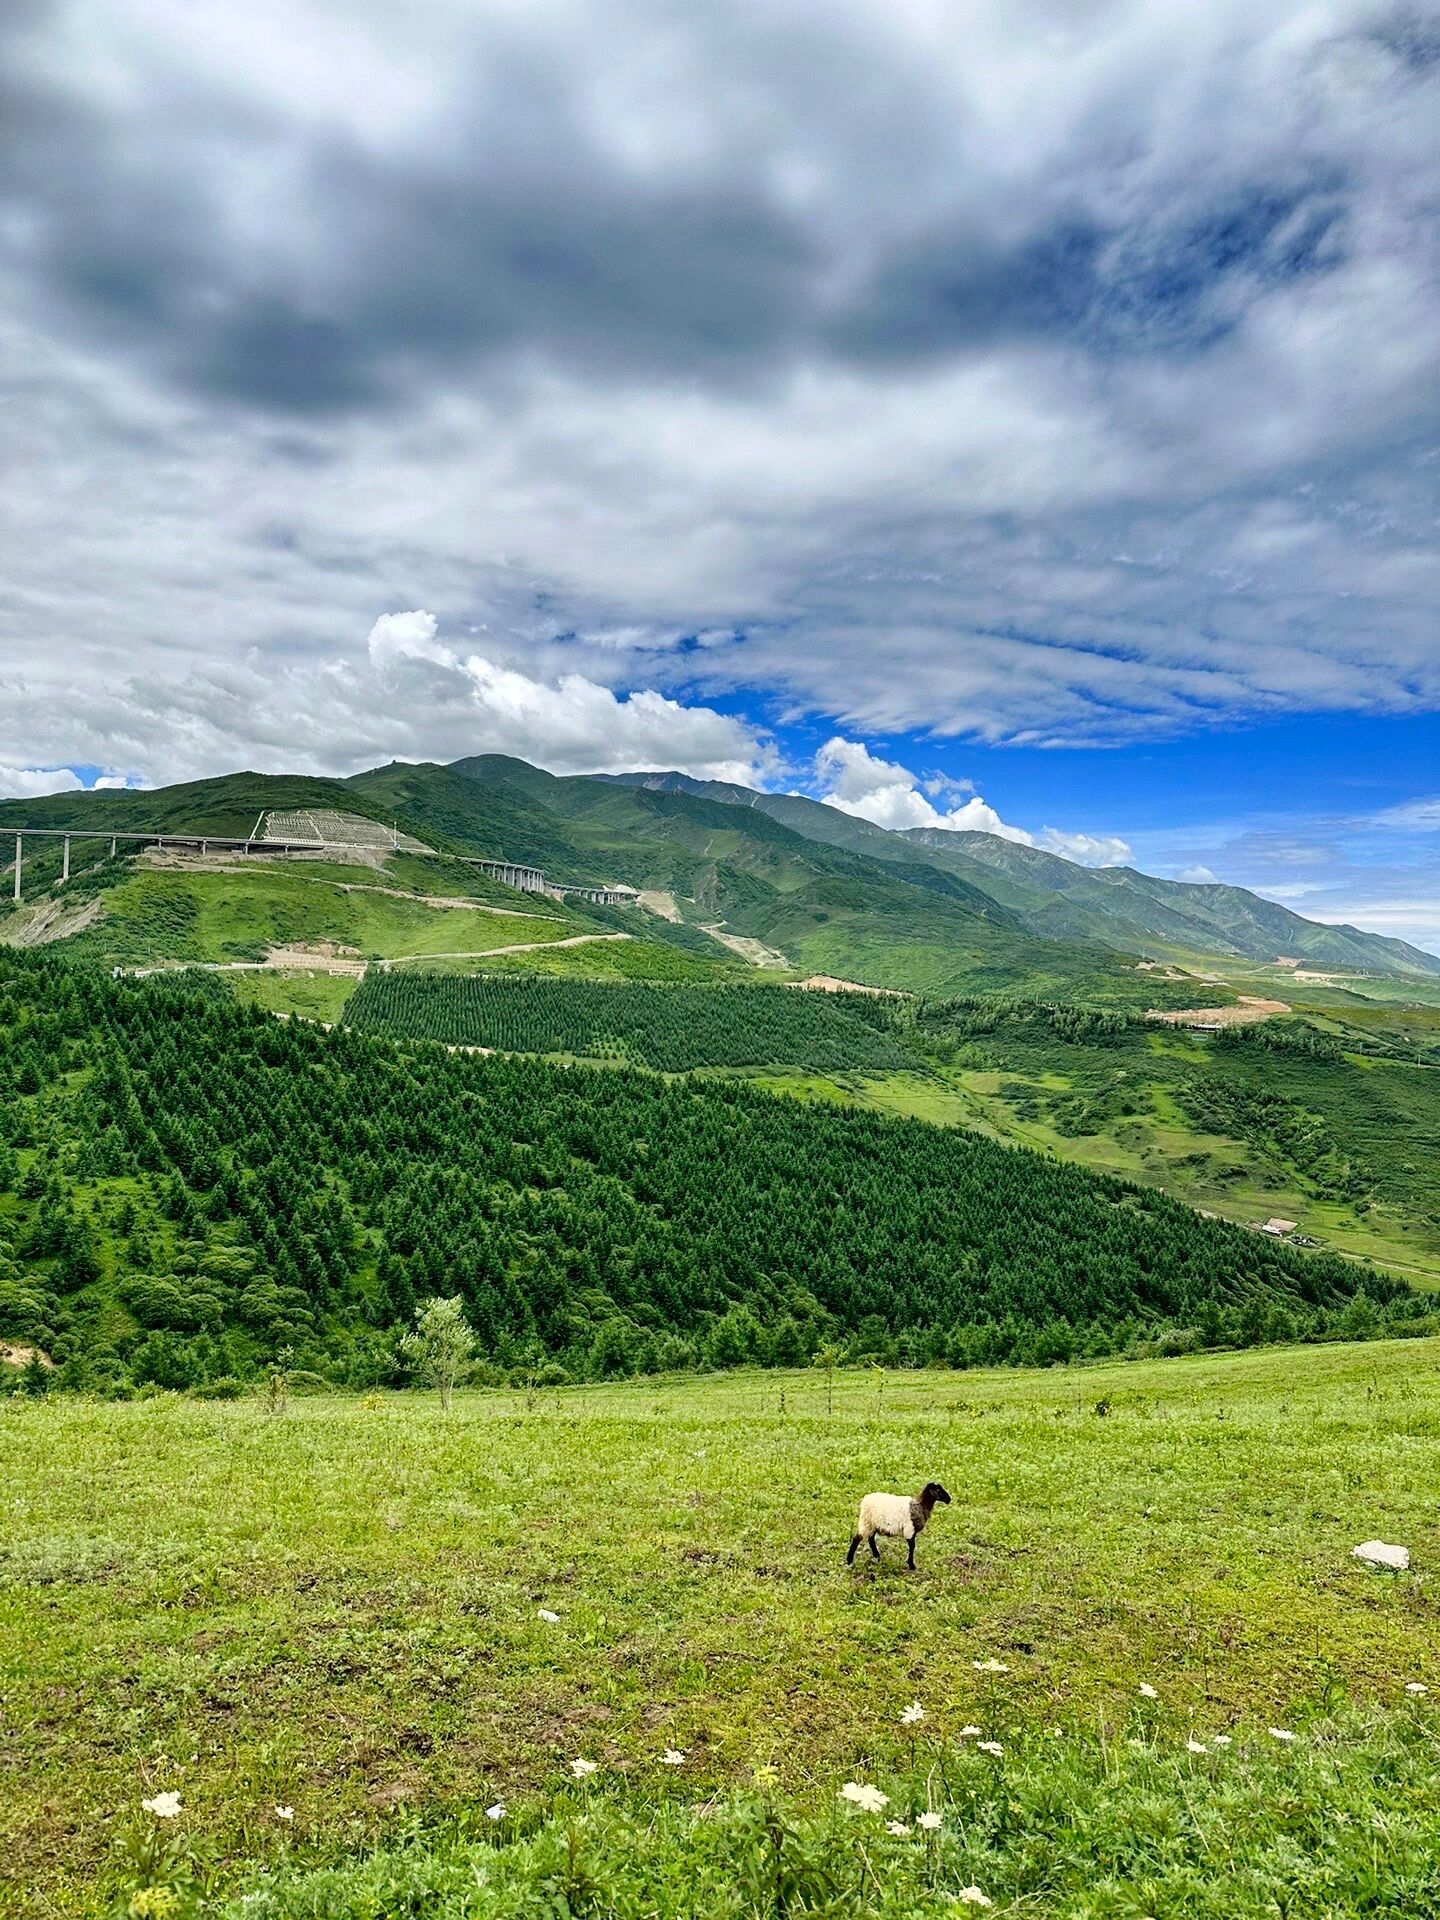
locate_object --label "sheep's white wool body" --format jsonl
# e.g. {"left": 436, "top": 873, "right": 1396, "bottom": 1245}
{"left": 857, "top": 1492, "right": 916, "bottom": 1540}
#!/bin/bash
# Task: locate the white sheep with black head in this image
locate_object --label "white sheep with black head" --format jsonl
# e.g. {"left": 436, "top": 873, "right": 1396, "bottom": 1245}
{"left": 847, "top": 1481, "right": 951, "bottom": 1571}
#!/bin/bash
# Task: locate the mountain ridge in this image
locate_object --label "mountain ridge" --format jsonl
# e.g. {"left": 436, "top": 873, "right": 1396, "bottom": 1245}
{"left": 602, "top": 769, "right": 1439, "bottom": 976}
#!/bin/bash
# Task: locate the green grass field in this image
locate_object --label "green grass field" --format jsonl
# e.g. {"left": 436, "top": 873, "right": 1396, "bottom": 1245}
{"left": 55, "top": 864, "right": 583, "bottom": 970}
{"left": 7, "top": 1339, "right": 1440, "bottom": 1914}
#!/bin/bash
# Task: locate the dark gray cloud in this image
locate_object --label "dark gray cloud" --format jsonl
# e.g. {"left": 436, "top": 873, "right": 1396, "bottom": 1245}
{"left": 0, "top": 0, "right": 1437, "bottom": 792}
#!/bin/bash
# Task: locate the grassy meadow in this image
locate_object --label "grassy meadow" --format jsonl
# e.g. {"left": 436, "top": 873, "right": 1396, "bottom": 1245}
{"left": 7, "top": 1339, "right": 1440, "bottom": 1914}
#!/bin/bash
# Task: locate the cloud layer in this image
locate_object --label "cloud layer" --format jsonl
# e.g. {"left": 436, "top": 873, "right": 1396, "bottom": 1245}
{"left": 2, "top": 0, "right": 1438, "bottom": 783}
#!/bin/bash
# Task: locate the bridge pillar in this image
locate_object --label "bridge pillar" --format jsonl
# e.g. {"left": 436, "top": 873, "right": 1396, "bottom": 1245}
{"left": 110, "top": 835, "right": 117, "bottom": 858}
{"left": 61, "top": 835, "right": 70, "bottom": 883}
{"left": 12, "top": 833, "right": 19, "bottom": 901}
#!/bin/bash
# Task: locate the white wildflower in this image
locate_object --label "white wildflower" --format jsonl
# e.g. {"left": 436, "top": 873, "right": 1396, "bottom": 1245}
{"left": 570, "top": 1758, "right": 598, "bottom": 1778}
{"left": 537, "top": 1609, "right": 560, "bottom": 1623}
{"left": 1406, "top": 1682, "right": 1428, "bottom": 1696}
{"left": 1137, "top": 1683, "right": 1159, "bottom": 1700}
{"left": 977, "top": 1741, "right": 1004, "bottom": 1757}
{"left": 900, "top": 1702, "right": 925, "bottom": 1726}
{"left": 958, "top": 1725, "right": 982, "bottom": 1738}
{"left": 839, "top": 1782, "right": 889, "bottom": 1813}
{"left": 485, "top": 1803, "right": 506, "bottom": 1821}
{"left": 886, "top": 1820, "right": 911, "bottom": 1836}
{"left": 274, "top": 1805, "right": 294, "bottom": 1822}
{"left": 1186, "top": 1739, "right": 1207, "bottom": 1755}
{"left": 1268, "top": 1727, "right": 1296, "bottom": 1742}
{"left": 1212, "top": 1734, "right": 1233, "bottom": 1747}
{"left": 141, "top": 1793, "right": 182, "bottom": 1819}
{"left": 661, "top": 1749, "right": 686, "bottom": 1766}
{"left": 971, "top": 1659, "right": 1009, "bottom": 1674}
{"left": 954, "top": 1888, "right": 993, "bottom": 1907}
{"left": 917, "top": 1810, "right": 943, "bottom": 1831}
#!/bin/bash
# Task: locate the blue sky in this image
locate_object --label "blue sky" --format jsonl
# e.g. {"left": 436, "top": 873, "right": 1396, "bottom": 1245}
{"left": 1, "top": 1, "right": 1437, "bottom": 951}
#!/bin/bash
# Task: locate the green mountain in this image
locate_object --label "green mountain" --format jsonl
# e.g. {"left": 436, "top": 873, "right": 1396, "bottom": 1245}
{"left": 1, "top": 759, "right": 1178, "bottom": 1000}
{"left": 604, "top": 771, "right": 1440, "bottom": 977}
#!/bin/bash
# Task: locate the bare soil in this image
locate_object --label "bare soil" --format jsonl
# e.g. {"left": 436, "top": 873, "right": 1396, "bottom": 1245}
{"left": 1145, "top": 995, "right": 1289, "bottom": 1028}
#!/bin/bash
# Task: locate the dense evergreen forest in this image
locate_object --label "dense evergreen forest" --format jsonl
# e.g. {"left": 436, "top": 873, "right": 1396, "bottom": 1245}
{"left": 345, "top": 972, "right": 918, "bottom": 1071}
{"left": 0, "top": 949, "right": 1421, "bottom": 1395}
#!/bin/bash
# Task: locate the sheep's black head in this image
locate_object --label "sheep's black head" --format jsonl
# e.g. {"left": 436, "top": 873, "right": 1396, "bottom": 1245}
{"left": 922, "top": 1482, "right": 951, "bottom": 1507}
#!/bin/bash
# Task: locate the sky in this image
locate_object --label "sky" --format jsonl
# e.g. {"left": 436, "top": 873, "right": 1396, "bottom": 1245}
{"left": 1, "top": 0, "right": 1438, "bottom": 951}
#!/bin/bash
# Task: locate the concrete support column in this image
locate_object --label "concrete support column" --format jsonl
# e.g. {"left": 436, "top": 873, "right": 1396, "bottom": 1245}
{"left": 12, "top": 834, "right": 20, "bottom": 901}
{"left": 110, "top": 836, "right": 117, "bottom": 857}
{"left": 61, "top": 835, "right": 70, "bottom": 883}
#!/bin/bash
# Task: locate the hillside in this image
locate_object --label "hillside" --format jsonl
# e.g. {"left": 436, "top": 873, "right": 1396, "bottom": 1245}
{"left": 605, "top": 770, "right": 1440, "bottom": 977}
{"left": 2, "top": 761, "right": 1189, "bottom": 1002}
{"left": 0, "top": 949, "right": 1415, "bottom": 1396}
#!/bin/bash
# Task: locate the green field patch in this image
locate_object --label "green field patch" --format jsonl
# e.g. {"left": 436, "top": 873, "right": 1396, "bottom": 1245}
{"left": 60, "top": 867, "right": 587, "bottom": 967}
{"left": 7, "top": 1343, "right": 1440, "bottom": 1910}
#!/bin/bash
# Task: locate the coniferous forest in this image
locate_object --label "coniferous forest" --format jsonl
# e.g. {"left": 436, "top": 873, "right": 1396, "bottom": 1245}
{"left": 0, "top": 948, "right": 1419, "bottom": 1395}
{"left": 344, "top": 970, "right": 917, "bottom": 1071}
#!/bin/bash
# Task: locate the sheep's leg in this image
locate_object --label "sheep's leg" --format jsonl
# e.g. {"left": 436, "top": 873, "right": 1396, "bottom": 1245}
{"left": 869, "top": 1533, "right": 881, "bottom": 1560}
{"left": 906, "top": 1537, "right": 917, "bottom": 1571}
{"left": 846, "top": 1534, "right": 862, "bottom": 1565}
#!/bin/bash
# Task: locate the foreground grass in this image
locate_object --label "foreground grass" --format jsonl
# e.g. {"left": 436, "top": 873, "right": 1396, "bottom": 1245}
{"left": 216, "top": 1709, "right": 1440, "bottom": 1917}
{"left": 5, "top": 1341, "right": 1439, "bottom": 1912}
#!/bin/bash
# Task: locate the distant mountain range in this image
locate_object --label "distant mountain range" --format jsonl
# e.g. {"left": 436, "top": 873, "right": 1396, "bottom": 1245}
{"left": 3, "top": 754, "right": 1435, "bottom": 989}
{"left": 601, "top": 770, "right": 1440, "bottom": 977}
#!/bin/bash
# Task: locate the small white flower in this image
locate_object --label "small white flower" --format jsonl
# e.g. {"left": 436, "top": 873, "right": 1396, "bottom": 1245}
{"left": 972, "top": 1658, "right": 1009, "bottom": 1674}
{"left": 976, "top": 1741, "right": 1004, "bottom": 1757}
{"left": 570, "top": 1757, "right": 598, "bottom": 1778}
{"left": 954, "top": 1888, "right": 993, "bottom": 1907}
{"left": 1186, "top": 1739, "right": 1207, "bottom": 1755}
{"left": 958, "top": 1725, "right": 982, "bottom": 1738}
{"left": 537, "top": 1609, "right": 561, "bottom": 1623}
{"left": 485, "top": 1803, "right": 506, "bottom": 1821}
{"left": 1405, "top": 1682, "right": 1428, "bottom": 1696}
{"left": 886, "top": 1820, "right": 911, "bottom": 1836}
{"left": 1127, "top": 1737, "right": 1146, "bottom": 1749}
{"left": 1137, "top": 1683, "right": 1159, "bottom": 1700}
{"left": 661, "top": 1748, "right": 686, "bottom": 1766}
{"left": 1212, "top": 1734, "right": 1233, "bottom": 1746}
{"left": 1268, "top": 1727, "right": 1296, "bottom": 1742}
{"left": 274, "top": 1805, "right": 294, "bottom": 1822}
{"left": 141, "top": 1792, "right": 182, "bottom": 1819}
{"left": 839, "top": 1782, "right": 889, "bottom": 1813}
{"left": 900, "top": 1702, "right": 925, "bottom": 1725}
{"left": 917, "top": 1810, "right": 943, "bottom": 1830}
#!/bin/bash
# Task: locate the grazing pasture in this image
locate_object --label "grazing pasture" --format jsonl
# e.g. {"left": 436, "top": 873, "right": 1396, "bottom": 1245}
{"left": 5, "top": 1339, "right": 1440, "bottom": 1913}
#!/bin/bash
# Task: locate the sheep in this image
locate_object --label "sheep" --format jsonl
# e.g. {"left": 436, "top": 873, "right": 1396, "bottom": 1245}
{"left": 847, "top": 1481, "right": 951, "bottom": 1571}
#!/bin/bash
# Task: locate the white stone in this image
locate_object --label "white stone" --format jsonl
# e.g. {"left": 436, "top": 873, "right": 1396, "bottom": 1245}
{"left": 1353, "top": 1540, "right": 1409, "bottom": 1571}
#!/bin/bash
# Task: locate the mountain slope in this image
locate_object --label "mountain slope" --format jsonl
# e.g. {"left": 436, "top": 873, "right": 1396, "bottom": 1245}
{"left": 603, "top": 770, "right": 1439, "bottom": 976}
{"left": 1, "top": 758, "right": 1168, "bottom": 1000}
{"left": 909, "top": 829, "right": 1440, "bottom": 975}
{"left": 0, "top": 949, "right": 1410, "bottom": 1396}
{"left": 363, "top": 756, "right": 1167, "bottom": 998}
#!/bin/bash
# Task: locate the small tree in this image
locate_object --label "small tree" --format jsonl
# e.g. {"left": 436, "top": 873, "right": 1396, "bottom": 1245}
{"left": 402, "top": 1296, "right": 475, "bottom": 1411}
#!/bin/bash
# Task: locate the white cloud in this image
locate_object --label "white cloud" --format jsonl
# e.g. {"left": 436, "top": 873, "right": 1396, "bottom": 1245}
{"left": 815, "top": 736, "right": 1033, "bottom": 837}
{"left": 361, "top": 609, "right": 777, "bottom": 782}
{"left": 1176, "top": 864, "right": 1219, "bottom": 884}
{"left": 0, "top": 766, "right": 87, "bottom": 799}
{"left": 366, "top": 610, "right": 454, "bottom": 673}
{"left": 1369, "top": 797, "right": 1440, "bottom": 832}
{"left": 1038, "top": 829, "right": 1134, "bottom": 868}
{"left": 812, "top": 737, "right": 1129, "bottom": 864}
